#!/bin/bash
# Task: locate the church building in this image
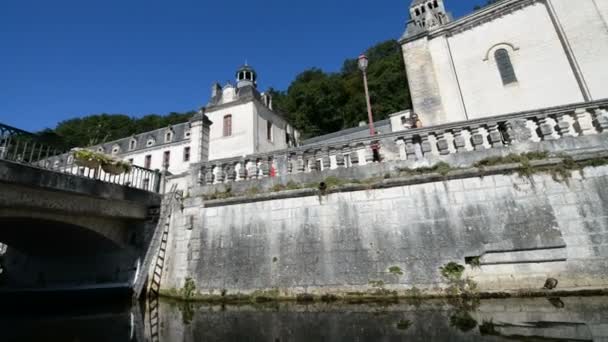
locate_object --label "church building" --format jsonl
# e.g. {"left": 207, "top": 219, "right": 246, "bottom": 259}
{"left": 400, "top": 0, "right": 608, "bottom": 126}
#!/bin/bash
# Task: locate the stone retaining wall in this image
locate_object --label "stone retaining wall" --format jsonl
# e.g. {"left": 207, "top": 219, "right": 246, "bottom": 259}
{"left": 160, "top": 160, "right": 608, "bottom": 298}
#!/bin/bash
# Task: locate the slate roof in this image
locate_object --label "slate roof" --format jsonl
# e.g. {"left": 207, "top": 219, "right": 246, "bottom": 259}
{"left": 90, "top": 121, "right": 191, "bottom": 156}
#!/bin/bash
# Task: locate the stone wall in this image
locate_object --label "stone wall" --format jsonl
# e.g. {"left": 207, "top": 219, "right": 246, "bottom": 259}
{"left": 161, "top": 161, "right": 608, "bottom": 297}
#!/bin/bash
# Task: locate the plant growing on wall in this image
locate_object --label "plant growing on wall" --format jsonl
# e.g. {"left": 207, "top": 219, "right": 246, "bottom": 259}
{"left": 72, "top": 148, "right": 132, "bottom": 175}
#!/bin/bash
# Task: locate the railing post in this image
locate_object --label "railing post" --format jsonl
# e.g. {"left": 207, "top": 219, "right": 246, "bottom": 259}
{"left": 435, "top": 131, "right": 451, "bottom": 155}
{"left": 403, "top": 136, "right": 417, "bottom": 161}
{"left": 350, "top": 144, "right": 359, "bottom": 166}
{"left": 452, "top": 128, "right": 467, "bottom": 153}
{"left": 537, "top": 116, "right": 557, "bottom": 141}
{"left": 487, "top": 122, "right": 504, "bottom": 147}
{"left": 592, "top": 107, "right": 608, "bottom": 133}
{"left": 420, "top": 133, "right": 433, "bottom": 158}
{"left": 153, "top": 169, "right": 162, "bottom": 193}
{"left": 321, "top": 147, "right": 331, "bottom": 170}
{"left": 470, "top": 126, "right": 486, "bottom": 151}
{"left": 574, "top": 108, "right": 596, "bottom": 135}
{"left": 555, "top": 112, "right": 574, "bottom": 137}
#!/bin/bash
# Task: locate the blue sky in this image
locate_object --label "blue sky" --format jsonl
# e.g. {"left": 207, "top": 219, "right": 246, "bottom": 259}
{"left": 0, "top": 0, "right": 481, "bottom": 131}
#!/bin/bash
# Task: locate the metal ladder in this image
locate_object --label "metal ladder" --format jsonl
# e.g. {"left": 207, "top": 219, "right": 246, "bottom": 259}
{"left": 132, "top": 183, "right": 180, "bottom": 300}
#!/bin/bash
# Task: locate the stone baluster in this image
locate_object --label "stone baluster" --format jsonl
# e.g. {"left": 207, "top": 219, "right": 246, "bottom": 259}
{"left": 226, "top": 164, "right": 237, "bottom": 182}
{"left": 308, "top": 150, "right": 318, "bottom": 172}
{"left": 247, "top": 161, "right": 258, "bottom": 180}
{"left": 205, "top": 168, "right": 215, "bottom": 185}
{"left": 470, "top": 125, "right": 486, "bottom": 151}
{"left": 554, "top": 112, "right": 574, "bottom": 138}
{"left": 487, "top": 122, "right": 504, "bottom": 147}
{"left": 574, "top": 108, "right": 596, "bottom": 135}
{"left": 592, "top": 107, "right": 608, "bottom": 133}
{"left": 239, "top": 160, "right": 248, "bottom": 180}
{"left": 435, "top": 130, "right": 451, "bottom": 155}
{"left": 296, "top": 153, "right": 305, "bottom": 173}
{"left": 404, "top": 136, "right": 417, "bottom": 161}
{"left": 350, "top": 144, "right": 360, "bottom": 166}
{"left": 536, "top": 116, "right": 557, "bottom": 141}
{"left": 452, "top": 128, "right": 467, "bottom": 153}
{"left": 259, "top": 159, "right": 269, "bottom": 177}
{"left": 215, "top": 164, "right": 225, "bottom": 183}
{"left": 202, "top": 166, "right": 207, "bottom": 185}
{"left": 321, "top": 147, "right": 331, "bottom": 170}
{"left": 364, "top": 142, "right": 374, "bottom": 164}
{"left": 420, "top": 133, "right": 433, "bottom": 158}
{"left": 286, "top": 153, "right": 294, "bottom": 174}
{"left": 335, "top": 150, "right": 345, "bottom": 168}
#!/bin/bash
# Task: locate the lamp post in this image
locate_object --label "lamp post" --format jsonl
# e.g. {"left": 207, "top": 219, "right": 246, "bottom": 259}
{"left": 358, "top": 54, "right": 376, "bottom": 137}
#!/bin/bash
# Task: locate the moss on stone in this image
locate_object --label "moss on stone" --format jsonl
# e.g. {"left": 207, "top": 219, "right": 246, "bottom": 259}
{"left": 388, "top": 266, "right": 404, "bottom": 276}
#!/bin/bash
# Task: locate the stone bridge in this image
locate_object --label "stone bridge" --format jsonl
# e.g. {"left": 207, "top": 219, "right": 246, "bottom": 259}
{"left": 0, "top": 158, "right": 161, "bottom": 294}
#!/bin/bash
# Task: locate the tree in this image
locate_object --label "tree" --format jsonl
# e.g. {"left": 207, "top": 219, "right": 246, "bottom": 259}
{"left": 273, "top": 39, "right": 411, "bottom": 139}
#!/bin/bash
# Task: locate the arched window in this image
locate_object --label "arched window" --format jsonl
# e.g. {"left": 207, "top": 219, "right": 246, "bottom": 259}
{"left": 223, "top": 115, "right": 232, "bottom": 137}
{"left": 165, "top": 130, "right": 173, "bottom": 143}
{"left": 494, "top": 48, "right": 517, "bottom": 85}
{"left": 129, "top": 139, "right": 137, "bottom": 150}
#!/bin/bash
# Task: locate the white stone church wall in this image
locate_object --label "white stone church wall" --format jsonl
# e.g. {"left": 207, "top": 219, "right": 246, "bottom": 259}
{"left": 551, "top": 0, "right": 608, "bottom": 101}
{"left": 447, "top": 2, "right": 584, "bottom": 120}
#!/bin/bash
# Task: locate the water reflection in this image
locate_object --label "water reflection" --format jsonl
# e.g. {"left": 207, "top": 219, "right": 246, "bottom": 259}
{"left": 1, "top": 296, "right": 607, "bottom": 341}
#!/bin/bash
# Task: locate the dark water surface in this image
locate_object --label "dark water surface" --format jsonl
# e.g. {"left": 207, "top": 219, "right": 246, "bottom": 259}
{"left": 1, "top": 296, "right": 607, "bottom": 341}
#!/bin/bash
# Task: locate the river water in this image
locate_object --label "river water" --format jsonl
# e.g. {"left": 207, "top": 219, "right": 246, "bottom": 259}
{"left": 1, "top": 296, "right": 607, "bottom": 341}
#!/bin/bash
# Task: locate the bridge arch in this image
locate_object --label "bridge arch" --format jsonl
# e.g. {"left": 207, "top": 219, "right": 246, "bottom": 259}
{"left": 0, "top": 211, "right": 130, "bottom": 256}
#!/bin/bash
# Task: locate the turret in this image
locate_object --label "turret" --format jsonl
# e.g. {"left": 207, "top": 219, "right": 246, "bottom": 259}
{"left": 236, "top": 64, "right": 257, "bottom": 89}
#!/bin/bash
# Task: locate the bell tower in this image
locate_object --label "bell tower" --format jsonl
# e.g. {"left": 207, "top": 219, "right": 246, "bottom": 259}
{"left": 405, "top": 0, "right": 451, "bottom": 37}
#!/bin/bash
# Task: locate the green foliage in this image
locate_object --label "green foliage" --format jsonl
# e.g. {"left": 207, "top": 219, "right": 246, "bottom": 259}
{"left": 440, "top": 262, "right": 466, "bottom": 281}
{"left": 39, "top": 111, "right": 195, "bottom": 149}
{"left": 400, "top": 162, "right": 453, "bottom": 177}
{"left": 182, "top": 277, "right": 197, "bottom": 299}
{"left": 388, "top": 266, "right": 404, "bottom": 276}
{"left": 396, "top": 319, "right": 412, "bottom": 330}
{"left": 449, "top": 311, "right": 478, "bottom": 332}
{"left": 41, "top": 40, "right": 410, "bottom": 144}
{"left": 272, "top": 40, "right": 411, "bottom": 138}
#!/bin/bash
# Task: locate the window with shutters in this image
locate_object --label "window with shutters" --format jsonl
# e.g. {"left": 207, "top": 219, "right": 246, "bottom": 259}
{"left": 223, "top": 115, "right": 232, "bottom": 137}
{"left": 495, "top": 48, "right": 517, "bottom": 85}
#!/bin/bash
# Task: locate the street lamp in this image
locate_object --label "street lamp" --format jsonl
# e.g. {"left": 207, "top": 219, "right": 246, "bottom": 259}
{"left": 359, "top": 54, "right": 380, "bottom": 161}
{"left": 358, "top": 54, "right": 376, "bottom": 137}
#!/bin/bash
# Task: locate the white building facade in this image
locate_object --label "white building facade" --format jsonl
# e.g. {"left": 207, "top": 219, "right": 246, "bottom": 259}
{"left": 86, "top": 65, "right": 299, "bottom": 178}
{"left": 400, "top": 0, "right": 608, "bottom": 126}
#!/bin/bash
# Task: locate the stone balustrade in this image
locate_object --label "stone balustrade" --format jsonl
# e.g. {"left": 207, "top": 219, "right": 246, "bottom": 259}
{"left": 192, "top": 100, "right": 608, "bottom": 186}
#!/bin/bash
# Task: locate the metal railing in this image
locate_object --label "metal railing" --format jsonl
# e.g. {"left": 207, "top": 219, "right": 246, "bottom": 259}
{"left": 194, "top": 99, "right": 608, "bottom": 185}
{"left": 0, "top": 134, "right": 161, "bottom": 193}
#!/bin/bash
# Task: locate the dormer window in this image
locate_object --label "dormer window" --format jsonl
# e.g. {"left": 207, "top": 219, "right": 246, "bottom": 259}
{"left": 184, "top": 130, "right": 191, "bottom": 138}
{"left": 97, "top": 147, "right": 104, "bottom": 153}
{"left": 165, "top": 130, "right": 173, "bottom": 143}
{"left": 111, "top": 144, "right": 120, "bottom": 155}
{"left": 147, "top": 138, "right": 155, "bottom": 147}
{"left": 129, "top": 139, "right": 137, "bottom": 151}
{"left": 415, "top": 8, "right": 420, "bottom": 16}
